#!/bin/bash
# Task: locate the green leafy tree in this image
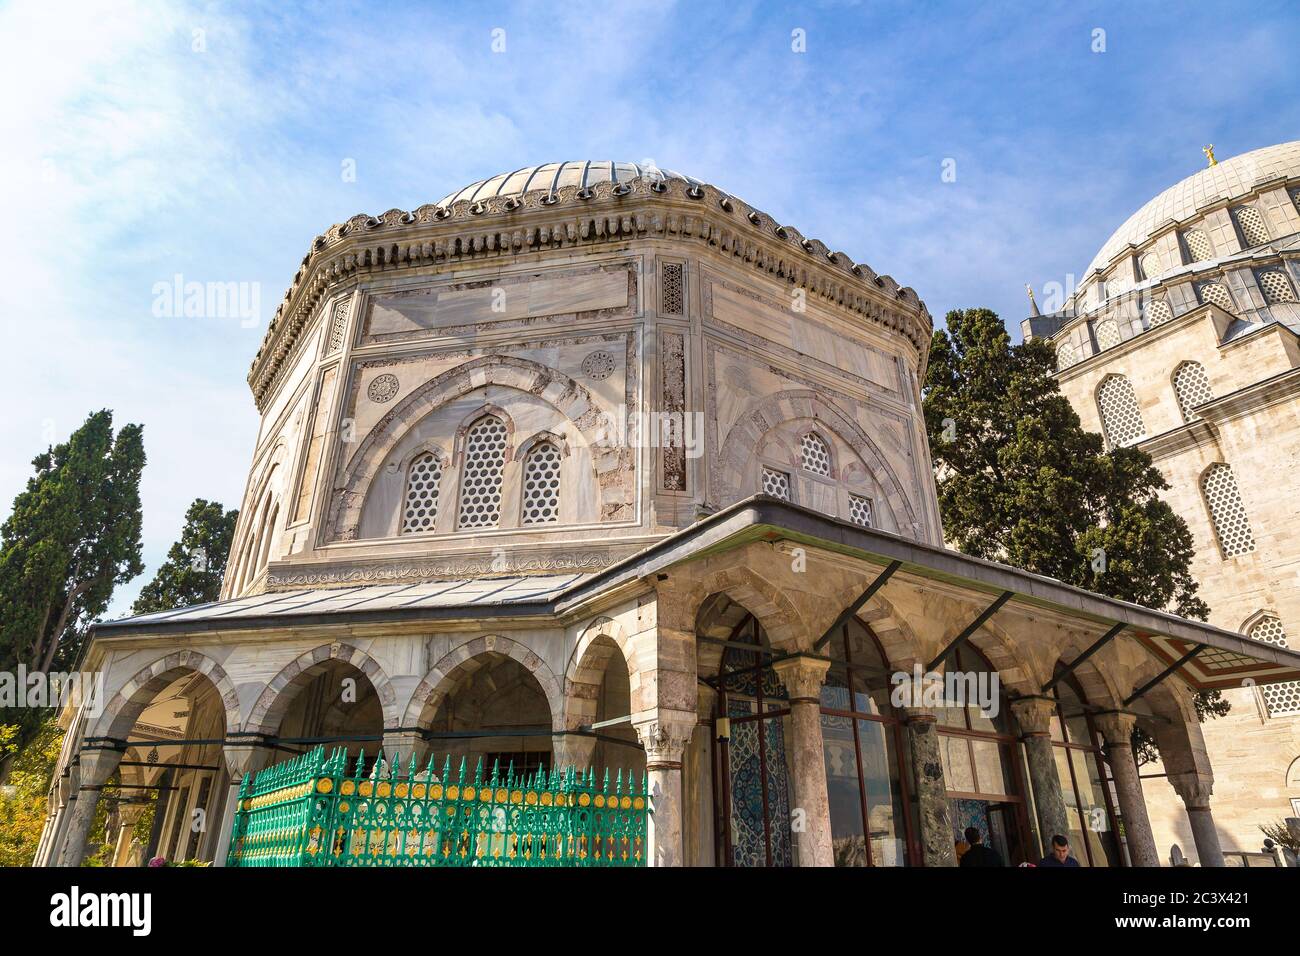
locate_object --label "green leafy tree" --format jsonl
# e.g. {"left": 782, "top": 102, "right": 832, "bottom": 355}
{"left": 923, "top": 308, "right": 1224, "bottom": 757}
{"left": 132, "top": 499, "right": 238, "bottom": 615}
{"left": 0, "top": 410, "right": 145, "bottom": 681}
{"left": 0, "top": 718, "right": 65, "bottom": 865}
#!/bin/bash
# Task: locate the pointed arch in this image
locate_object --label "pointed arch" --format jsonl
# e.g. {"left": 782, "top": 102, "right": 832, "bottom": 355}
{"left": 91, "top": 650, "right": 240, "bottom": 740}
{"left": 244, "top": 642, "right": 399, "bottom": 736}
{"left": 331, "top": 355, "right": 628, "bottom": 538}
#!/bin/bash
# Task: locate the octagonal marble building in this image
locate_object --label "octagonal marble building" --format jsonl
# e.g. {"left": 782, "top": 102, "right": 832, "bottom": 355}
{"left": 39, "top": 162, "right": 1300, "bottom": 871}
{"left": 223, "top": 161, "right": 939, "bottom": 597}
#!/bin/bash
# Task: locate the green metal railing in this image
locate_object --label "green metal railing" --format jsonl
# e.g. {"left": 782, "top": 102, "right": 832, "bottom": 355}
{"left": 226, "top": 746, "right": 649, "bottom": 867}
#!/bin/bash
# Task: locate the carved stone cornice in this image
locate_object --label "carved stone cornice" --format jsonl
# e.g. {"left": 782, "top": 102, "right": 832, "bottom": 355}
{"left": 248, "top": 174, "right": 933, "bottom": 410}
{"left": 264, "top": 550, "right": 613, "bottom": 589}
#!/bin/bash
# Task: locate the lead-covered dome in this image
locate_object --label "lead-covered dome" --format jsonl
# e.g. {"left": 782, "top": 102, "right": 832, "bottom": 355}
{"left": 437, "top": 161, "right": 713, "bottom": 206}
{"left": 1085, "top": 141, "right": 1300, "bottom": 277}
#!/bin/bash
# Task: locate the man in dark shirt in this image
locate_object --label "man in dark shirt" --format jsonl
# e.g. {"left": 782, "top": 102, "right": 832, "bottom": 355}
{"left": 959, "top": 826, "right": 1004, "bottom": 867}
{"left": 1038, "top": 833, "right": 1081, "bottom": 867}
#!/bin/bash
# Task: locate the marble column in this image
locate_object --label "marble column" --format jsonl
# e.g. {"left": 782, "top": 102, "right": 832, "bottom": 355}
{"left": 634, "top": 716, "right": 695, "bottom": 867}
{"left": 211, "top": 743, "right": 272, "bottom": 868}
{"left": 1169, "top": 772, "right": 1225, "bottom": 867}
{"left": 551, "top": 730, "right": 598, "bottom": 774}
{"left": 57, "top": 745, "right": 123, "bottom": 866}
{"left": 902, "top": 707, "right": 956, "bottom": 867}
{"left": 382, "top": 730, "right": 429, "bottom": 773}
{"left": 110, "top": 803, "right": 151, "bottom": 868}
{"left": 772, "top": 657, "right": 834, "bottom": 867}
{"left": 686, "top": 685, "right": 717, "bottom": 867}
{"left": 1093, "top": 712, "right": 1159, "bottom": 867}
{"left": 1010, "top": 697, "right": 1070, "bottom": 854}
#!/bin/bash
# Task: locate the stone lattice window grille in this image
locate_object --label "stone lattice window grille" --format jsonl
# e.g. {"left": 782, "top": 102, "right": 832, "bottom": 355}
{"left": 401, "top": 452, "right": 443, "bottom": 534}
{"left": 1201, "top": 462, "right": 1255, "bottom": 558}
{"left": 661, "top": 262, "right": 685, "bottom": 315}
{"left": 1248, "top": 616, "right": 1300, "bottom": 717}
{"left": 1093, "top": 318, "right": 1122, "bottom": 351}
{"left": 800, "top": 432, "right": 831, "bottom": 476}
{"left": 1197, "top": 281, "right": 1235, "bottom": 314}
{"left": 1056, "top": 342, "right": 1079, "bottom": 371}
{"left": 762, "top": 466, "right": 791, "bottom": 501}
{"left": 1096, "top": 375, "right": 1146, "bottom": 448}
{"left": 1256, "top": 268, "right": 1297, "bottom": 304}
{"left": 1231, "top": 204, "right": 1271, "bottom": 248}
{"left": 457, "top": 415, "right": 508, "bottom": 529}
{"left": 1106, "top": 272, "right": 1128, "bottom": 298}
{"left": 1172, "top": 361, "right": 1213, "bottom": 423}
{"left": 1139, "top": 251, "right": 1161, "bottom": 281}
{"left": 1181, "top": 228, "right": 1213, "bottom": 263}
{"left": 326, "top": 298, "right": 351, "bottom": 354}
{"left": 520, "top": 441, "right": 562, "bottom": 525}
{"left": 1144, "top": 297, "right": 1175, "bottom": 327}
{"left": 1291, "top": 187, "right": 1300, "bottom": 217}
{"left": 848, "top": 494, "right": 873, "bottom": 528}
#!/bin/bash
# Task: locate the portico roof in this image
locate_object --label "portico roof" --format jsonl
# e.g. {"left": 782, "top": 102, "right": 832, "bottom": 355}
{"left": 94, "top": 497, "right": 1300, "bottom": 691}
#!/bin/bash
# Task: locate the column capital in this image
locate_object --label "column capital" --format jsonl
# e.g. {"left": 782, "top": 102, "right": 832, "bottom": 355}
{"left": 1008, "top": 696, "right": 1057, "bottom": 736}
{"left": 222, "top": 741, "right": 273, "bottom": 780}
{"left": 1092, "top": 711, "right": 1138, "bottom": 746}
{"left": 634, "top": 714, "right": 696, "bottom": 769}
{"left": 1169, "top": 770, "right": 1214, "bottom": 809}
{"left": 772, "top": 656, "right": 831, "bottom": 702}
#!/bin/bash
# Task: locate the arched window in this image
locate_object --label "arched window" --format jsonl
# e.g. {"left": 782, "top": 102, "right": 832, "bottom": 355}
{"left": 1197, "top": 281, "right": 1235, "bottom": 314}
{"left": 1138, "top": 251, "right": 1160, "bottom": 281}
{"left": 1231, "top": 204, "right": 1271, "bottom": 248}
{"left": 1257, "top": 268, "right": 1297, "bottom": 304}
{"left": 800, "top": 432, "right": 831, "bottom": 476}
{"left": 1172, "top": 361, "right": 1213, "bottom": 422}
{"left": 1144, "top": 297, "right": 1174, "bottom": 327}
{"left": 820, "top": 619, "right": 917, "bottom": 866}
{"left": 521, "top": 441, "right": 561, "bottom": 525}
{"left": 1096, "top": 375, "right": 1146, "bottom": 448}
{"left": 1094, "top": 318, "right": 1121, "bottom": 350}
{"left": 401, "top": 452, "right": 443, "bottom": 534}
{"left": 457, "top": 415, "right": 508, "bottom": 529}
{"left": 1181, "top": 229, "right": 1213, "bottom": 263}
{"left": 761, "top": 466, "right": 791, "bottom": 501}
{"left": 1247, "top": 615, "right": 1300, "bottom": 718}
{"left": 1056, "top": 342, "right": 1079, "bottom": 371}
{"left": 1105, "top": 272, "right": 1127, "bottom": 298}
{"left": 1201, "top": 462, "right": 1254, "bottom": 557}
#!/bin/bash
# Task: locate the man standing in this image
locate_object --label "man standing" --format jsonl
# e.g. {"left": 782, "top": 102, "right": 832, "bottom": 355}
{"left": 959, "top": 826, "right": 1004, "bottom": 867}
{"left": 1038, "top": 834, "right": 1081, "bottom": 867}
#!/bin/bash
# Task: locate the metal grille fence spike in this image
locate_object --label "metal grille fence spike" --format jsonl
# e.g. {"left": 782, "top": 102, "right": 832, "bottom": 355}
{"left": 227, "top": 742, "right": 647, "bottom": 867}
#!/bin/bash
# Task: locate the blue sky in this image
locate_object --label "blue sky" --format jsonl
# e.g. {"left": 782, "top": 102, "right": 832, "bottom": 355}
{"left": 1, "top": 0, "right": 1297, "bottom": 614}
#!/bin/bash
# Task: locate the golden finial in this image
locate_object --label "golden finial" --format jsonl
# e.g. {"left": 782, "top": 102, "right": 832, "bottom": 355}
{"left": 1203, "top": 144, "right": 1217, "bottom": 167}
{"left": 1026, "top": 283, "right": 1041, "bottom": 316}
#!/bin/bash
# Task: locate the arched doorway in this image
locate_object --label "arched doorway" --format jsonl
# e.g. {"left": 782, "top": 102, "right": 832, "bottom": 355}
{"left": 935, "top": 644, "right": 1035, "bottom": 865}
{"left": 1047, "top": 674, "right": 1126, "bottom": 866}
{"left": 701, "top": 603, "right": 795, "bottom": 868}
{"left": 426, "top": 652, "right": 554, "bottom": 776}
{"left": 94, "top": 665, "right": 233, "bottom": 866}
{"left": 819, "top": 618, "right": 918, "bottom": 866}
{"left": 569, "top": 632, "right": 646, "bottom": 782}
{"left": 275, "top": 658, "right": 386, "bottom": 767}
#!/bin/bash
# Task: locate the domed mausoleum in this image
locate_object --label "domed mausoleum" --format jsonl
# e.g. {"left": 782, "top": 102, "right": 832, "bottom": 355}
{"left": 1024, "top": 142, "right": 1300, "bottom": 864}
{"left": 39, "top": 162, "right": 1300, "bottom": 869}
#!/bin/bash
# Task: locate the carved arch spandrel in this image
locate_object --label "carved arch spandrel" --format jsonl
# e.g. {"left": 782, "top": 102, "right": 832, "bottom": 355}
{"left": 329, "top": 355, "right": 631, "bottom": 539}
